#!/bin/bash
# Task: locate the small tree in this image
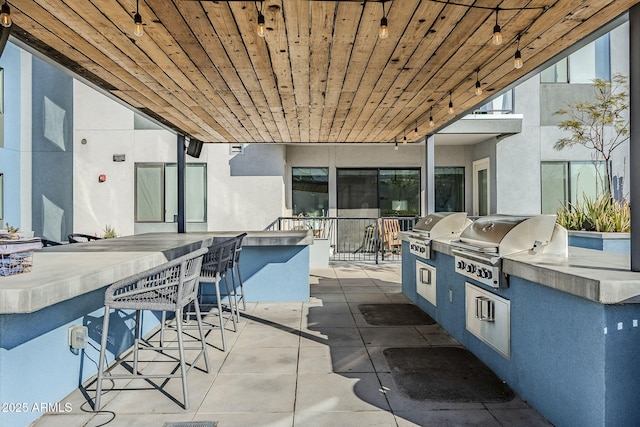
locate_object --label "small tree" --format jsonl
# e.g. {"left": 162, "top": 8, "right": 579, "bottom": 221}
{"left": 554, "top": 74, "right": 629, "bottom": 198}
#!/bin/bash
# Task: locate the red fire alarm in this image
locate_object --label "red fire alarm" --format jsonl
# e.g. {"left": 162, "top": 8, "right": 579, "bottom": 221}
{"left": 98, "top": 174, "right": 107, "bottom": 183}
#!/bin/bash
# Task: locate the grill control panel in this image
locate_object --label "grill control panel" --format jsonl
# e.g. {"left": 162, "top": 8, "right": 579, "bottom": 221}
{"left": 454, "top": 256, "right": 500, "bottom": 288}
{"left": 409, "top": 238, "right": 430, "bottom": 259}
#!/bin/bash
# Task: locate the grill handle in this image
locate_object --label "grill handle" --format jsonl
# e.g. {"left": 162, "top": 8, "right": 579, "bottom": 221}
{"left": 475, "top": 296, "right": 495, "bottom": 322}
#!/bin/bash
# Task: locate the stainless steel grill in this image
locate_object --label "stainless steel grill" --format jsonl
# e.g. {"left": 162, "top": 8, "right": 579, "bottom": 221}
{"left": 450, "top": 215, "right": 562, "bottom": 288}
{"left": 404, "top": 212, "right": 469, "bottom": 259}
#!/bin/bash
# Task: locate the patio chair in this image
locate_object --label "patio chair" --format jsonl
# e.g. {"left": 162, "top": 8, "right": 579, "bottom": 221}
{"left": 94, "top": 247, "right": 209, "bottom": 411}
{"left": 378, "top": 218, "right": 402, "bottom": 254}
{"left": 68, "top": 233, "right": 101, "bottom": 243}
{"left": 41, "top": 239, "right": 63, "bottom": 247}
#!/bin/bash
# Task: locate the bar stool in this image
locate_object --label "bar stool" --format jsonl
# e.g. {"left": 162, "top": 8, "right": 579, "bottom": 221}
{"left": 94, "top": 247, "right": 209, "bottom": 411}
{"left": 196, "top": 237, "right": 238, "bottom": 351}
{"left": 228, "top": 233, "right": 247, "bottom": 321}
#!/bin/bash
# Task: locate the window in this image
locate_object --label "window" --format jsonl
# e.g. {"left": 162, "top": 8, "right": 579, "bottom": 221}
{"left": 337, "top": 168, "right": 420, "bottom": 216}
{"left": 292, "top": 167, "right": 329, "bottom": 216}
{"left": 135, "top": 163, "right": 207, "bottom": 222}
{"left": 474, "top": 90, "right": 514, "bottom": 114}
{"left": 540, "top": 34, "right": 610, "bottom": 83}
{"left": 435, "top": 167, "right": 464, "bottom": 212}
{"left": 541, "top": 161, "right": 606, "bottom": 214}
{"left": 473, "top": 158, "right": 490, "bottom": 216}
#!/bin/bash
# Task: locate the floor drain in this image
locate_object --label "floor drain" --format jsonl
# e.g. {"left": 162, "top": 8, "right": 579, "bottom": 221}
{"left": 163, "top": 422, "right": 217, "bottom": 427}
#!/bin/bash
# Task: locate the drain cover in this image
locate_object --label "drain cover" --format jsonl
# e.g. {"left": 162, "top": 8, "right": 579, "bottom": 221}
{"left": 384, "top": 346, "right": 514, "bottom": 402}
{"left": 358, "top": 303, "right": 436, "bottom": 326}
{"left": 163, "top": 423, "right": 217, "bottom": 427}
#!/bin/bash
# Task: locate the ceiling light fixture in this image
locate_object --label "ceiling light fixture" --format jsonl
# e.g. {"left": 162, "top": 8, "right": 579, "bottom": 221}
{"left": 429, "top": 108, "right": 434, "bottom": 128}
{"left": 415, "top": 121, "right": 418, "bottom": 133}
{"left": 448, "top": 92, "right": 454, "bottom": 115}
{"left": 394, "top": 139, "right": 398, "bottom": 150}
{"left": 257, "top": 1, "right": 266, "bottom": 38}
{"left": 133, "top": 0, "right": 143, "bottom": 37}
{"left": 492, "top": 8, "right": 502, "bottom": 46}
{"left": 514, "top": 35, "right": 523, "bottom": 69}
{"left": 0, "top": 1, "right": 10, "bottom": 28}
{"left": 475, "top": 69, "right": 482, "bottom": 96}
{"left": 379, "top": 1, "right": 389, "bottom": 39}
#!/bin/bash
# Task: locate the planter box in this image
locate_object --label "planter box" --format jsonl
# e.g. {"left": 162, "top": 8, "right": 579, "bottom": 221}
{"left": 568, "top": 230, "right": 630, "bottom": 255}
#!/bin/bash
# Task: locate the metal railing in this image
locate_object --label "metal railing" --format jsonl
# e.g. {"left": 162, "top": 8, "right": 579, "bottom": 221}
{"left": 265, "top": 216, "right": 418, "bottom": 262}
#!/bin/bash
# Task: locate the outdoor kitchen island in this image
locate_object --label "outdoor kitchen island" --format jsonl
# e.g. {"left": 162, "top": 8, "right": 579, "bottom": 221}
{"left": 401, "top": 227, "right": 640, "bottom": 427}
{"left": 0, "top": 230, "right": 313, "bottom": 427}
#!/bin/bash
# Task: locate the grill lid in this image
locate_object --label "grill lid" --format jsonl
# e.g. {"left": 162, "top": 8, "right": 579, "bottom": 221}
{"left": 412, "top": 212, "right": 469, "bottom": 239}
{"left": 457, "top": 214, "right": 557, "bottom": 257}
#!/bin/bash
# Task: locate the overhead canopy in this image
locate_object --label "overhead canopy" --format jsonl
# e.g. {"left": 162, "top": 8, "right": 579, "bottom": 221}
{"left": 6, "top": 0, "right": 639, "bottom": 143}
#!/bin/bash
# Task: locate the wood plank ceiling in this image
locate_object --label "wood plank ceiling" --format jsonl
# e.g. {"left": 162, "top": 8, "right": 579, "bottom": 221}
{"left": 6, "top": 0, "right": 640, "bottom": 144}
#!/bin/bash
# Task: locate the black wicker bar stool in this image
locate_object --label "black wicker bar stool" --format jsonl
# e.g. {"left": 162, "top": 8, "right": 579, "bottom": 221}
{"left": 195, "top": 237, "right": 239, "bottom": 351}
{"left": 228, "top": 233, "right": 247, "bottom": 321}
{"left": 94, "top": 247, "right": 209, "bottom": 411}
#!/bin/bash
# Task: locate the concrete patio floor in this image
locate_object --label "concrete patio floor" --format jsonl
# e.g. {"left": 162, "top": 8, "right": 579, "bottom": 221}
{"left": 31, "top": 262, "right": 551, "bottom": 427}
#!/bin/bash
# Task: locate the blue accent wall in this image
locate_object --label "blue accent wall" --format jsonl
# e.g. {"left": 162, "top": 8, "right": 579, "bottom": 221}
{"left": 568, "top": 234, "right": 630, "bottom": 255}
{"left": 31, "top": 55, "right": 74, "bottom": 240}
{"left": 0, "top": 44, "right": 22, "bottom": 226}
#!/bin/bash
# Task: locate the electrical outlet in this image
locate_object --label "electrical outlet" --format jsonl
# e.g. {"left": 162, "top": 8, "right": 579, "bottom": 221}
{"left": 68, "top": 325, "right": 88, "bottom": 354}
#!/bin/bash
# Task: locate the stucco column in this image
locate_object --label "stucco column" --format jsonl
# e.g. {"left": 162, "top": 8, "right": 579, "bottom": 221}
{"left": 177, "top": 134, "right": 186, "bottom": 233}
{"left": 631, "top": 5, "right": 640, "bottom": 270}
{"left": 425, "top": 134, "right": 435, "bottom": 214}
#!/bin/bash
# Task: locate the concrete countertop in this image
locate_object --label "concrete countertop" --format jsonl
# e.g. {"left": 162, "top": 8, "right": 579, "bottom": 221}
{"left": 401, "top": 232, "right": 640, "bottom": 305}
{"left": 0, "top": 231, "right": 313, "bottom": 314}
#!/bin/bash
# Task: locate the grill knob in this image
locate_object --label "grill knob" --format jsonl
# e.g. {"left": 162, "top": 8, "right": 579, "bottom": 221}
{"left": 457, "top": 260, "right": 466, "bottom": 269}
{"left": 476, "top": 269, "right": 484, "bottom": 278}
{"left": 484, "top": 269, "right": 492, "bottom": 279}
{"left": 466, "top": 264, "right": 476, "bottom": 273}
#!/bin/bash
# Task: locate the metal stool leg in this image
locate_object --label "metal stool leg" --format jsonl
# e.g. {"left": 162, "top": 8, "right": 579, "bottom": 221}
{"left": 175, "top": 307, "right": 190, "bottom": 409}
{"left": 95, "top": 305, "right": 111, "bottom": 411}
{"left": 193, "top": 298, "right": 210, "bottom": 372}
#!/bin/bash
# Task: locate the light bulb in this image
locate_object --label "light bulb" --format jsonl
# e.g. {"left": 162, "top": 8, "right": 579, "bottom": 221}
{"left": 429, "top": 116, "right": 434, "bottom": 128}
{"left": 514, "top": 50, "right": 523, "bottom": 69}
{"left": 257, "top": 12, "right": 266, "bottom": 37}
{"left": 379, "top": 17, "right": 388, "bottom": 39}
{"left": 394, "top": 142, "right": 398, "bottom": 151}
{"left": 0, "top": 2, "right": 11, "bottom": 28}
{"left": 134, "top": 13, "right": 144, "bottom": 37}
{"left": 492, "top": 24, "right": 502, "bottom": 46}
{"left": 475, "top": 80, "right": 482, "bottom": 96}
{"left": 448, "top": 102, "right": 454, "bottom": 115}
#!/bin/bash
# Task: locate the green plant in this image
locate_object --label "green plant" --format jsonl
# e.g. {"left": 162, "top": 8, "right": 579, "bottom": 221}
{"left": 4, "top": 222, "right": 19, "bottom": 233}
{"left": 556, "top": 194, "right": 630, "bottom": 232}
{"left": 102, "top": 225, "right": 118, "bottom": 239}
{"left": 554, "top": 74, "right": 629, "bottom": 197}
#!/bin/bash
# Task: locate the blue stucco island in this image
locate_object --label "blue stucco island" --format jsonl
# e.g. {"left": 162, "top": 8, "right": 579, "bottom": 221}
{"left": 401, "top": 236, "right": 640, "bottom": 427}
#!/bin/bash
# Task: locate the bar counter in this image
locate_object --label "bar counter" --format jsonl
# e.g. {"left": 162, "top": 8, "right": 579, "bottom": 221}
{"left": 0, "top": 231, "right": 313, "bottom": 314}
{"left": 0, "top": 231, "right": 312, "bottom": 427}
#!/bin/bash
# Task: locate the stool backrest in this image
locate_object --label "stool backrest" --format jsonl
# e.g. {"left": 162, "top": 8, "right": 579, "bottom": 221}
{"left": 105, "top": 247, "right": 207, "bottom": 311}
{"left": 201, "top": 237, "right": 236, "bottom": 280}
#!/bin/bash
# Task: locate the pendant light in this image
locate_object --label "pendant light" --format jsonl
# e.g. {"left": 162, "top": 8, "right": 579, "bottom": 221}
{"left": 429, "top": 108, "right": 434, "bottom": 128}
{"left": 379, "top": 2, "right": 388, "bottom": 39}
{"left": 448, "top": 92, "right": 454, "bottom": 115}
{"left": 415, "top": 121, "right": 418, "bottom": 134}
{"left": 474, "top": 69, "right": 482, "bottom": 96}
{"left": 492, "top": 8, "right": 502, "bottom": 46}
{"left": 133, "top": 0, "right": 143, "bottom": 37}
{"left": 1, "top": 1, "right": 12, "bottom": 28}
{"left": 514, "top": 35, "right": 523, "bottom": 69}
{"left": 257, "top": 1, "right": 266, "bottom": 38}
